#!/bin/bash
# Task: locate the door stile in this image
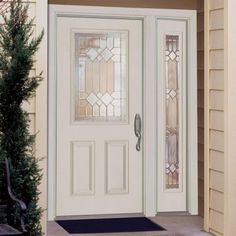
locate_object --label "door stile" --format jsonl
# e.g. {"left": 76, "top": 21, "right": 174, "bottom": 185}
{"left": 143, "top": 15, "right": 157, "bottom": 217}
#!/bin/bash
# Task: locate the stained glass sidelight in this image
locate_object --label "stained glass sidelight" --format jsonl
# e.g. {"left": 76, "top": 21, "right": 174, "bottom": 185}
{"left": 165, "top": 35, "right": 180, "bottom": 189}
{"left": 73, "top": 32, "right": 128, "bottom": 121}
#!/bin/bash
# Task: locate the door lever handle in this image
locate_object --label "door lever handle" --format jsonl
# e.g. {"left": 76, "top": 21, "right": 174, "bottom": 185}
{"left": 134, "top": 114, "right": 142, "bottom": 151}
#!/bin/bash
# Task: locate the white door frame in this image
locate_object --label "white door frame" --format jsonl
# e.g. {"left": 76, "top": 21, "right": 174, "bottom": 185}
{"left": 48, "top": 4, "right": 197, "bottom": 220}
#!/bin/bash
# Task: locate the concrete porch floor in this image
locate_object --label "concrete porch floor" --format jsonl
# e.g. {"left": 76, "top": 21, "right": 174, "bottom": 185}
{"left": 47, "top": 215, "right": 211, "bottom": 236}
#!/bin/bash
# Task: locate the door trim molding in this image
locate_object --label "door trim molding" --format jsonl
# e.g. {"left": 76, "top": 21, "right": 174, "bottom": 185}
{"left": 48, "top": 4, "right": 197, "bottom": 220}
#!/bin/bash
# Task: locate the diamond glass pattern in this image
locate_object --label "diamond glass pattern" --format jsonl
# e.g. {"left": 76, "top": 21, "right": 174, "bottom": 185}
{"left": 74, "top": 32, "right": 128, "bottom": 121}
{"left": 101, "top": 93, "right": 113, "bottom": 105}
{"left": 165, "top": 35, "right": 180, "bottom": 189}
{"left": 86, "top": 93, "right": 98, "bottom": 105}
{"left": 87, "top": 48, "right": 98, "bottom": 61}
{"left": 101, "top": 48, "right": 113, "bottom": 61}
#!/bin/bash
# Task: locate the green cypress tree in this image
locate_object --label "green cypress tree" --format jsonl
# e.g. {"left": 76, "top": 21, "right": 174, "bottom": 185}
{"left": 0, "top": 0, "right": 44, "bottom": 235}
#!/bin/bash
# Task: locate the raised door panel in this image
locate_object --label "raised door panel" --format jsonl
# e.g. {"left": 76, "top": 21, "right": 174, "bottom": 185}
{"left": 105, "top": 141, "right": 128, "bottom": 194}
{"left": 71, "top": 141, "right": 95, "bottom": 196}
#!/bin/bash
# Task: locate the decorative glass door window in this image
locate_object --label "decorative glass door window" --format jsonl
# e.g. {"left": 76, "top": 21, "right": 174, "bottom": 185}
{"left": 165, "top": 35, "right": 180, "bottom": 189}
{"left": 157, "top": 19, "right": 188, "bottom": 212}
{"left": 73, "top": 32, "right": 128, "bottom": 122}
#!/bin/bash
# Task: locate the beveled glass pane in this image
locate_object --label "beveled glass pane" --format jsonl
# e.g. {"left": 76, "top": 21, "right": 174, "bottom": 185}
{"left": 74, "top": 32, "right": 128, "bottom": 121}
{"left": 165, "top": 35, "right": 180, "bottom": 189}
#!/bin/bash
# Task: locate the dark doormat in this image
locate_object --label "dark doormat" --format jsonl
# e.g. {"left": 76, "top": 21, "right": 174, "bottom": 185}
{"left": 56, "top": 217, "right": 165, "bottom": 234}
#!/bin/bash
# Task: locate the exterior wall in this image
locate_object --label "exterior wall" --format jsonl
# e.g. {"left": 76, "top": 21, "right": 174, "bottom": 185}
{"left": 35, "top": 0, "right": 48, "bottom": 233}
{"left": 17, "top": 1, "right": 48, "bottom": 233}
{"left": 224, "top": 0, "right": 236, "bottom": 235}
{"left": 22, "top": 0, "right": 48, "bottom": 233}
{"left": 204, "top": 0, "right": 225, "bottom": 235}
{"left": 197, "top": 0, "right": 204, "bottom": 218}
{"left": 0, "top": 0, "right": 48, "bottom": 233}
{"left": 49, "top": 0, "right": 197, "bottom": 10}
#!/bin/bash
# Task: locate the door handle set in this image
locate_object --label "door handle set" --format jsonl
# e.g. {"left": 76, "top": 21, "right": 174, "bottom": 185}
{"left": 134, "top": 114, "right": 142, "bottom": 151}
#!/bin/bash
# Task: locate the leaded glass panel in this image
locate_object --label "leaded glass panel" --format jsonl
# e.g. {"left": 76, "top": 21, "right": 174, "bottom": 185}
{"left": 165, "top": 35, "right": 180, "bottom": 189}
{"left": 74, "top": 32, "right": 128, "bottom": 121}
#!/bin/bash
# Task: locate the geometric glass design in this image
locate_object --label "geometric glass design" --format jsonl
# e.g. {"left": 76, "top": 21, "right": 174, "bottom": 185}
{"left": 74, "top": 32, "right": 128, "bottom": 121}
{"left": 165, "top": 35, "right": 180, "bottom": 189}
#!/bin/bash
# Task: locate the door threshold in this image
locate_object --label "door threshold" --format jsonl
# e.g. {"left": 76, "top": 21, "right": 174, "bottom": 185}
{"left": 55, "top": 213, "right": 144, "bottom": 221}
{"left": 156, "top": 212, "right": 191, "bottom": 216}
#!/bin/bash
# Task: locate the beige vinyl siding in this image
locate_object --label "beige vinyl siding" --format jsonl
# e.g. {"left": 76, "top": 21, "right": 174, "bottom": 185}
{"left": 210, "top": 189, "right": 224, "bottom": 213}
{"left": 209, "top": 10, "right": 224, "bottom": 30}
{"left": 197, "top": 0, "right": 204, "bottom": 217}
{"left": 210, "top": 150, "right": 224, "bottom": 172}
{"left": 210, "top": 70, "right": 224, "bottom": 90}
{"left": 210, "top": 209, "right": 224, "bottom": 234}
{"left": 210, "top": 50, "right": 224, "bottom": 70}
{"left": 210, "top": 130, "right": 224, "bottom": 152}
{"left": 210, "top": 111, "right": 224, "bottom": 131}
{"left": 205, "top": 0, "right": 224, "bottom": 235}
{"left": 210, "top": 170, "right": 224, "bottom": 193}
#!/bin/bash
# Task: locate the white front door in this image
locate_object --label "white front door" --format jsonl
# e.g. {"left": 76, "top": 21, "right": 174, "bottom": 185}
{"left": 56, "top": 17, "right": 143, "bottom": 216}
